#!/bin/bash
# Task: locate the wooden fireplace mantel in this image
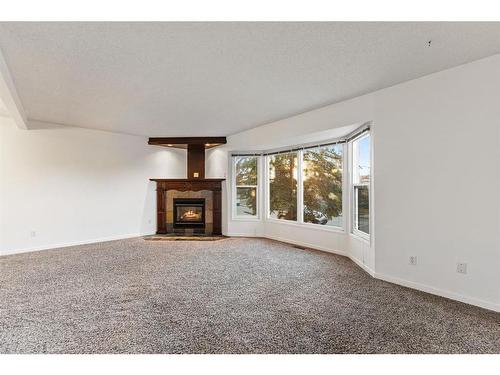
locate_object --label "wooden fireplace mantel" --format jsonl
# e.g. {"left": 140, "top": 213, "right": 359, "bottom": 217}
{"left": 150, "top": 178, "right": 225, "bottom": 235}
{"left": 150, "top": 178, "right": 225, "bottom": 192}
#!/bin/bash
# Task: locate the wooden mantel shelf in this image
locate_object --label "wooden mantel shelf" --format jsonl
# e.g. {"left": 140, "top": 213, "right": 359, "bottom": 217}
{"left": 150, "top": 178, "right": 225, "bottom": 191}
{"left": 149, "top": 178, "right": 225, "bottom": 182}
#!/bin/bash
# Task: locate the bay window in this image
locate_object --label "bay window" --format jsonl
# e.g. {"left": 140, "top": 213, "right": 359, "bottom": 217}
{"left": 231, "top": 123, "right": 370, "bottom": 237}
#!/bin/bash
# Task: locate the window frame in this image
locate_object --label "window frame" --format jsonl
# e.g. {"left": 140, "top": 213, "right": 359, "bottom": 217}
{"left": 231, "top": 155, "right": 260, "bottom": 221}
{"left": 264, "top": 145, "right": 346, "bottom": 233}
{"left": 231, "top": 125, "right": 371, "bottom": 237}
{"left": 350, "top": 131, "right": 371, "bottom": 241}
{"left": 300, "top": 143, "right": 346, "bottom": 232}
{"left": 266, "top": 151, "right": 300, "bottom": 223}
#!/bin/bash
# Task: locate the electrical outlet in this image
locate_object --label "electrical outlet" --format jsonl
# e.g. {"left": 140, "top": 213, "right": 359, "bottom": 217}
{"left": 409, "top": 256, "right": 417, "bottom": 266}
{"left": 30, "top": 230, "right": 36, "bottom": 238}
{"left": 457, "top": 263, "right": 467, "bottom": 274}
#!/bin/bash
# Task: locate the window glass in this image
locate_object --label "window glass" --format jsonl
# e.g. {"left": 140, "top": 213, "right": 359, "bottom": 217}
{"left": 236, "top": 187, "right": 257, "bottom": 216}
{"left": 352, "top": 133, "right": 370, "bottom": 235}
{"left": 269, "top": 152, "right": 298, "bottom": 221}
{"left": 234, "top": 156, "right": 258, "bottom": 217}
{"left": 354, "top": 185, "right": 369, "bottom": 234}
{"left": 235, "top": 156, "right": 257, "bottom": 186}
{"left": 303, "top": 144, "right": 343, "bottom": 227}
{"left": 357, "top": 136, "right": 370, "bottom": 184}
{"left": 353, "top": 135, "right": 370, "bottom": 184}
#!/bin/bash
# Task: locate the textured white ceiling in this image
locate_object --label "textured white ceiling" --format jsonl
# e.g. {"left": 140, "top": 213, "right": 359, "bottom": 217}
{"left": 0, "top": 22, "right": 500, "bottom": 136}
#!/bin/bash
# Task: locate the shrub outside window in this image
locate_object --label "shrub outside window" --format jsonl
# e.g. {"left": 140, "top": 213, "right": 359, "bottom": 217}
{"left": 268, "top": 152, "right": 298, "bottom": 221}
{"left": 302, "top": 144, "right": 343, "bottom": 227}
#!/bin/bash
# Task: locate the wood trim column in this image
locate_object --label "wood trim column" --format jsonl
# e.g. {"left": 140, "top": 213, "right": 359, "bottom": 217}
{"left": 156, "top": 187, "right": 167, "bottom": 234}
{"left": 213, "top": 189, "right": 222, "bottom": 235}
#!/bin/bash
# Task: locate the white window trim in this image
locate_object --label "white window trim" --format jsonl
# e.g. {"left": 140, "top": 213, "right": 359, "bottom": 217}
{"left": 349, "top": 132, "right": 371, "bottom": 242}
{"left": 231, "top": 155, "right": 260, "bottom": 221}
{"left": 265, "top": 152, "right": 300, "bottom": 223}
{"left": 265, "top": 217, "right": 346, "bottom": 234}
{"left": 265, "top": 145, "right": 346, "bottom": 231}
{"left": 301, "top": 144, "right": 346, "bottom": 232}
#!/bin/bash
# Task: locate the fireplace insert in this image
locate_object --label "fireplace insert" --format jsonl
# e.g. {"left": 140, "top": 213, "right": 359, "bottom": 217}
{"left": 173, "top": 198, "right": 205, "bottom": 228}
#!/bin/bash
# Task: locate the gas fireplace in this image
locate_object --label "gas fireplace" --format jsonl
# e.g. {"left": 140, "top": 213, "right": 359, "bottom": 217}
{"left": 173, "top": 198, "right": 205, "bottom": 228}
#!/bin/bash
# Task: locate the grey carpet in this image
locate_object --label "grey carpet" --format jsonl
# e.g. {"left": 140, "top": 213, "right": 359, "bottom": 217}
{"left": 0, "top": 237, "right": 498, "bottom": 354}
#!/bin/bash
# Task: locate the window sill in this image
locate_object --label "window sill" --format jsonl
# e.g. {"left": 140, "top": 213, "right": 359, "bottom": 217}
{"left": 265, "top": 218, "right": 346, "bottom": 234}
{"left": 350, "top": 230, "right": 370, "bottom": 245}
{"left": 231, "top": 216, "right": 261, "bottom": 222}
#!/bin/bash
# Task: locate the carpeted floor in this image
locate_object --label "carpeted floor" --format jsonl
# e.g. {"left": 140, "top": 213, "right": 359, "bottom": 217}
{"left": 0, "top": 237, "right": 498, "bottom": 354}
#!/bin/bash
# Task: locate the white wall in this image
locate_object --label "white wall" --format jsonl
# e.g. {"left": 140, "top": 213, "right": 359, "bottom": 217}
{"left": 0, "top": 119, "right": 186, "bottom": 255}
{"left": 208, "top": 54, "right": 500, "bottom": 311}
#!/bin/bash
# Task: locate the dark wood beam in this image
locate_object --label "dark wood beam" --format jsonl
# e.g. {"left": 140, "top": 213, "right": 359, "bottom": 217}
{"left": 148, "top": 137, "right": 227, "bottom": 147}
{"left": 187, "top": 143, "right": 205, "bottom": 179}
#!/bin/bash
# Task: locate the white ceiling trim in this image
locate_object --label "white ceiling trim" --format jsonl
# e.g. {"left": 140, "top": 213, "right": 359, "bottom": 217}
{"left": 0, "top": 48, "right": 28, "bottom": 129}
{"left": 27, "top": 118, "right": 149, "bottom": 138}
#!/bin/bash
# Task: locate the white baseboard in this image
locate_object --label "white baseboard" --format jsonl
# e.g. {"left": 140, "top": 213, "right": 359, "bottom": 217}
{"left": 349, "top": 254, "right": 375, "bottom": 277}
{"left": 260, "top": 234, "right": 376, "bottom": 278}
{"left": 263, "top": 234, "right": 347, "bottom": 257}
{"left": 225, "top": 232, "right": 259, "bottom": 238}
{"left": 374, "top": 272, "right": 500, "bottom": 313}
{"left": 1, "top": 232, "right": 150, "bottom": 256}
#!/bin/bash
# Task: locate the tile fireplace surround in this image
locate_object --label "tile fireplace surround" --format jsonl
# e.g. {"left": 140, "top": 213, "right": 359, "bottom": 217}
{"left": 150, "top": 179, "right": 224, "bottom": 235}
{"left": 169, "top": 192, "right": 211, "bottom": 234}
